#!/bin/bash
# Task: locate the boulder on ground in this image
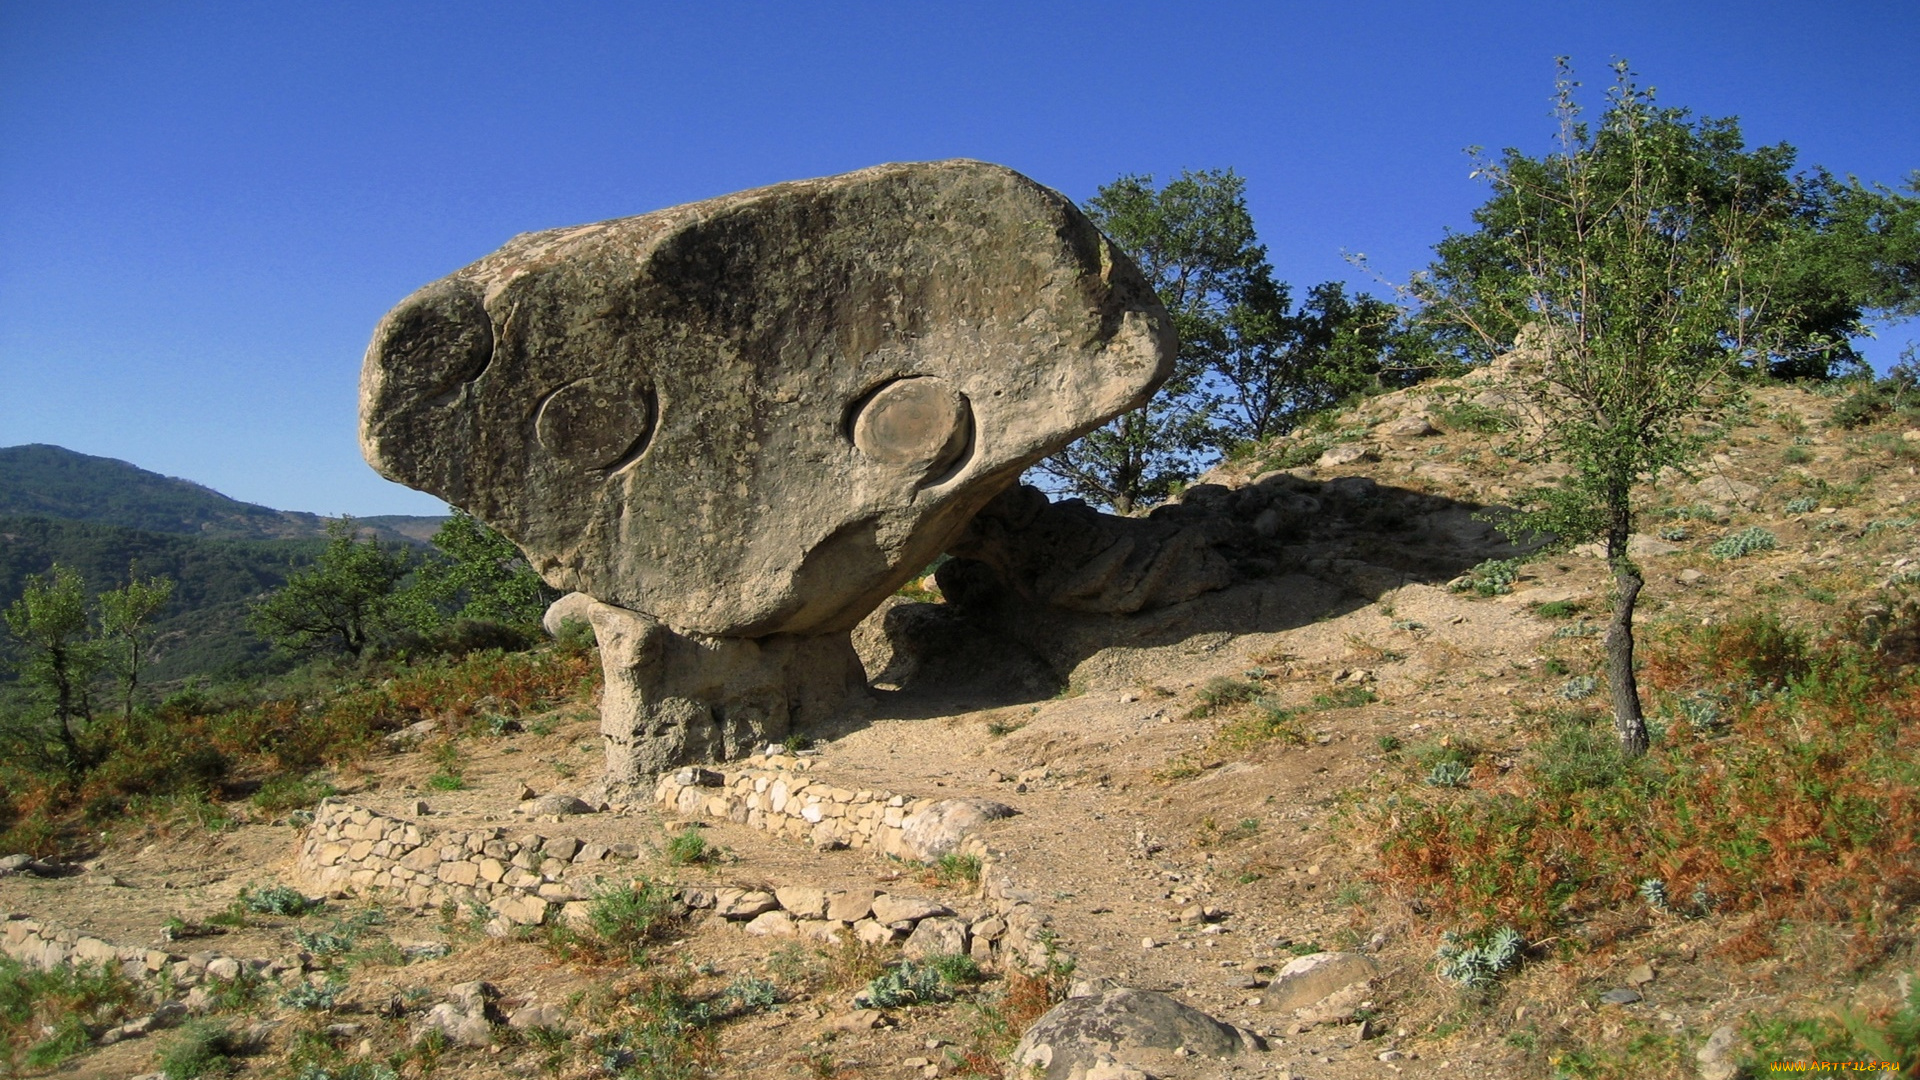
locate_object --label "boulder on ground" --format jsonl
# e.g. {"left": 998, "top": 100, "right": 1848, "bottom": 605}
{"left": 898, "top": 798, "right": 1016, "bottom": 860}
{"left": 1012, "top": 987, "right": 1265, "bottom": 1079}
{"left": 1260, "top": 951, "right": 1378, "bottom": 1015}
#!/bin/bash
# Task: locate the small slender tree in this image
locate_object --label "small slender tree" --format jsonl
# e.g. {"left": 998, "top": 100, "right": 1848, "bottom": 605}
{"left": 97, "top": 568, "right": 175, "bottom": 723}
{"left": 1415, "top": 59, "right": 1795, "bottom": 756}
{"left": 3, "top": 565, "right": 103, "bottom": 774}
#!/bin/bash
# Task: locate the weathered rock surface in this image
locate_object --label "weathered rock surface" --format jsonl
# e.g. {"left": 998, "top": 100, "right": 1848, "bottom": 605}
{"left": 898, "top": 797, "right": 1017, "bottom": 859}
{"left": 1261, "top": 951, "right": 1378, "bottom": 1016}
{"left": 1012, "top": 987, "right": 1264, "bottom": 1079}
{"left": 362, "top": 159, "right": 1171, "bottom": 637}
{"left": 362, "top": 159, "right": 1173, "bottom": 785}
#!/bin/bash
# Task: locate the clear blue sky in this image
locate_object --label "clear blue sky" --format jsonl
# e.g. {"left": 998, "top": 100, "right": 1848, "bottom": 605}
{"left": 3, "top": 1, "right": 1915, "bottom": 516}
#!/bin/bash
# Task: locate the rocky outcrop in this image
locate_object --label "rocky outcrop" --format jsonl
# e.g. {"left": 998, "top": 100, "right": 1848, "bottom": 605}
{"left": 360, "top": 159, "right": 1174, "bottom": 788}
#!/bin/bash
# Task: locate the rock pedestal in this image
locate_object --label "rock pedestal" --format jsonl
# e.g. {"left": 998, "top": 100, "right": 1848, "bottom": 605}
{"left": 583, "top": 597, "right": 866, "bottom": 795}
{"left": 360, "top": 159, "right": 1173, "bottom": 788}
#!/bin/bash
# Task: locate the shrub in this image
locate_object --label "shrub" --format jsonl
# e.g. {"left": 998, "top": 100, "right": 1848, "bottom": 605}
{"left": 585, "top": 880, "right": 682, "bottom": 959}
{"left": 857, "top": 960, "right": 952, "bottom": 1009}
{"left": 928, "top": 852, "right": 982, "bottom": 888}
{"left": 1533, "top": 600, "right": 1581, "bottom": 619}
{"left": 1436, "top": 400, "right": 1516, "bottom": 434}
{"left": 1556, "top": 674, "right": 1598, "bottom": 700}
{"left": 0, "top": 955, "right": 142, "bottom": 1071}
{"left": 1786, "top": 496, "right": 1818, "bottom": 514}
{"left": 157, "top": 1020, "right": 240, "bottom": 1079}
{"left": 250, "top": 774, "right": 338, "bottom": 816}
{"left": 242, "top": 884, "right": 320, "bottom": 916}
{"left": 663, "top": 827, "right": 714, "bottom": 866}
{"left": 1435, "top": 925, "right": 1525, "bottom": 988}
{"left": 1454, "top": 558, "right": 1520, "bottom": 596}
{"left": 280, "top": 978, "right": 345, "bottom": 1011}
{"left": 1372, "top": 621, "right": 1920, "bottom": 947}
{"left": 1710, "top": 526, "right": 1778, "bottom": 560}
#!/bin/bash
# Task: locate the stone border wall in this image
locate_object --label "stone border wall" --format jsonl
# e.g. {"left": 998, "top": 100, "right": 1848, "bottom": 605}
{"left": 651, "top": 756, "right": 987, "bottom": 861}
{"left": 294, "top": 799, "right": 644, "bottom": 932}
{"left": 2, "top": 912, "right": 304, "bottom": 1047}
{"left": 650, "top": 758, "right": 1063, "bottom": 972}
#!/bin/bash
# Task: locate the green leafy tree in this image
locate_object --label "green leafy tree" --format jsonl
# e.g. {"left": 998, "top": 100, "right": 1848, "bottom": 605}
{"left": 398, "top": 510, "right": 557, "bottom": 632}
{"left": 2, "top": 565, "right": 101, "bottom": 773}
{"left": 248, "top": 517, "right": 412, "bottom": 658}
{"left": 96, "top": 569, "right": 174, "bottom": 723}
{"left": 1415, "top": 60, "right": 1796, "bottom": 755}
{"left": 1208, "top": 280, "right": 1426, "bottom": 449}
{"left": 1416, "top": 63, "right": 1876, "bottom": 380}
{"left": 1036, "top": 169, "right": 1262, "bottom": 512}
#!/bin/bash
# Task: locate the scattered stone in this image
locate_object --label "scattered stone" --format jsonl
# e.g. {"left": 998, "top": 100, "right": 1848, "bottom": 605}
{"left": 902, "top": 916, "right": 970, "bottom": 960}
{"left": 1317, "top": 443, "right": 1377, "bottom": 467}
{"left": 205, "top": 957, "right": 241, "bottom": 981}
{"left": 1625, "top": 963, "right": 1656, "bottom": 987}
{"left": 1598, "top": 988, "right": 1643, "bottom": 1006}
{"left": 871, "top": 894, "right": 952, "bottom": 924}
{"left": 409, "top": 800, "right": 431, "bottom": 816}
{"left": 713, "top": 889, "right": 780, "bottom": 919}
{"left": 826, "top": 889, "right": 877, "bottom": 923}
{"left": 1697, "top": 1025, "right": 1739, "bottom": 1080}
{"left": 519, "top": 794, "right": 596, "bottom": 817}
{"left": 825, "top": 1010, "right": 880, "bottom": 1034}
{"left": 743, "top": 911, "right": 797, "bottom": 937}
{"left": 1012, "top": 987, "right": 1264, "bottom": 1079}
{"left": 1678, "top": 568, "right": 1707, "bottom": 585}
{"left": 774, "top": 886, "right": 828, "bottom": 920}
{"left": 1380, "top": 414, "right": 1440, "bottom": 437}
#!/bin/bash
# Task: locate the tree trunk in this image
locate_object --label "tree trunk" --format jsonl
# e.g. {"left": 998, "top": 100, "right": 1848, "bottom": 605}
{"left": 1605, "top": 516, "right": 1649, "bottom": 757}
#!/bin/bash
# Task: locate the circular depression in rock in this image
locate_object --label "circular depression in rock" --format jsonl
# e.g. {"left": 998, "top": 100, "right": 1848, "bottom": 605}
{"left": 536, "top": 377, "right": 654, "bottom": 469}
{"left": 851, "top": 376, "right": 970, "bottom": 472}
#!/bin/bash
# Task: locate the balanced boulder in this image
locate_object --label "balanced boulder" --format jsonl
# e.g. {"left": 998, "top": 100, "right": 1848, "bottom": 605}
{"left": 361, "top": 160, "right": 1173, "bottom": 789}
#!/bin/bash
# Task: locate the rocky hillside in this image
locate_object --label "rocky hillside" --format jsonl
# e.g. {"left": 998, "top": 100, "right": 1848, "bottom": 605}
{"left": 3, "top": 374, "right": 1917, "bottom": 1080}
{"left": 0, "top": 444, "right": 445, "bottom": 544}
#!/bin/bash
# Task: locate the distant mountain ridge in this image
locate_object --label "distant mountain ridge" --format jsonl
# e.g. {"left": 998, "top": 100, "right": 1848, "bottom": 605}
{"left": 0, "top": 444, "right": 448, "bottom": 682}
{"left": 0, "top": 444, "right": 445, "bottom": 543}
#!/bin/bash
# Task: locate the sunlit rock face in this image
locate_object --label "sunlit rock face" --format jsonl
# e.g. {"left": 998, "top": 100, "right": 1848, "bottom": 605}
{"left": 360, "top": 159, "right": 1173, "bottom": 788}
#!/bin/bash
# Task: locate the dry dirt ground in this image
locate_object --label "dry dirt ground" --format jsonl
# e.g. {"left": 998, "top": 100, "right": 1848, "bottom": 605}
{"left": 7, "top": 378, "right": 1918, "bottom": 1079}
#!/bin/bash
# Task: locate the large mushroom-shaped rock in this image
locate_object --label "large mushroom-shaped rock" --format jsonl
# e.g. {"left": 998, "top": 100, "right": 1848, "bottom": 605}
{"left": 361, "top": 160, "right": 1172, "bottom": 790}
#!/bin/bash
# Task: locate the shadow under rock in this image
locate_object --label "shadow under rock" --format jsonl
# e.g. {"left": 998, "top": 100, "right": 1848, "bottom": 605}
{"left": 858, "top": 473, "right": 1537, "bottom": 709}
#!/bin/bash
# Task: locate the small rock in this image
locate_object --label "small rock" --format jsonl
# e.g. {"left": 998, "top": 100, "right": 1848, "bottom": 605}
{"left": 825, "top": 1010, "right": 879, "bottom": 1033}
{"left": 1678, "top": 568, "right": 1706, "bottom": 585}
{"left": 409, "top": 799, "right": 431, "bottom": 816}
{"left": 1624, "top": 963, "right": 1655, "bottom": 987}
{"left": 743, "top": 910, "right": 797, "bottom": 937}
{"left": 871, "top": 894, "right": 951, "bottom": 924}
{"left": 1598, "top": 988, "right": 1642, "bottom": 1006}
{"left": 713, "top": 888, "right": 779, "bottom": 919}
{"left": 902, "top": 916, "right": 969, "bottom": 960}
{"left": 672, "top": 767, "right": 725, "bottom": 787}
{"left": 1262, "top": 952, "right": 1378, "bottom": 1015}
{"left": 519, "top": 794, "right": 596, "bottom": 817}
{"left": 516, "top": 783, "right": 538, "bottom": 801}
{"left": 1380, "top": 414, "right": 1439, "bottom": 438}
{"left": 1317, "top": 442, "right": 1377, "bottom": 468}
{"left": 1697, "top": 1024, "right": 1739, "bottom": 1080}
{"left": 205, "top": 957, "right": 241, "bottom": 980}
